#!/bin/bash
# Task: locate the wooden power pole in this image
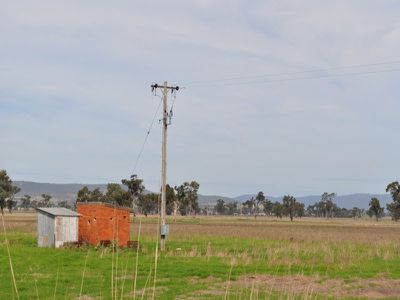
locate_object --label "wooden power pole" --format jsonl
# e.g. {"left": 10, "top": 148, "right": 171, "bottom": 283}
{"left": 151, "top": 81, "right": 179, "bottom": 251}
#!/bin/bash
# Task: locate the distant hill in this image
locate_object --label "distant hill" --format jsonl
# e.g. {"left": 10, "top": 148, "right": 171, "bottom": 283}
{"left": 197, "top": 195, "right": 235, "bottom": 206}
{"left": 14, "top": 181, "right": 109, "bottom": 202}
{"left": 14, "top": 181, "right": 234, "bottom": 205}
{"left": 14, "top": 181, "right": 392, "bottom": 209}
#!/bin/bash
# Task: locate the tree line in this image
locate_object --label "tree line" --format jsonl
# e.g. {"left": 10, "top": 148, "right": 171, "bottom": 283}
{"left": 2, "top": 168, "right": 400, "bottom": 221}
{"left": 214, "top": 192, "right": 304, "bottom": 221}
{"left": 75, "top": 175, "right": 201, "bottom": 218}
{"left": 213, "top": 187, "right": 399, "bottom": 222}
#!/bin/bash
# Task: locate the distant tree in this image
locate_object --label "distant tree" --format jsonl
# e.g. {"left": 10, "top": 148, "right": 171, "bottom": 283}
{"left": 76, "top": 187, "right": 105, "bottom": 204}
{"left": 272, "top": 201, "right": 283, "bottom": 219}
{"left": 20, "top": 195, "right": 31, "bottom": 210}
{"left": 351, "top": 207, "right": 363, "bottom": 219}
{"left": 174, "top": 181, "right": 200, "bottom": 217}
{"left": 254, "top": 191, "right": 265, "bottom": 219}
{"left": 306, "top": 204, "right": 316, "bottom": 217}
{"left": 121, "top": 174, "right": 145, "bottom": 212}
{"left": 294, "top": 202, "right": 305, "bottom": 218}
{"left": 386, "top": 181, "right": 400, "bottom": 221}
{"left": 242, "top": 198, "right": 254, "bottom": 215}
{"left": 166, "top": 184, "right": 176, "bottom": 217}
{"left": 214, "top": 199, "right": 226, "bottom": 215}
{"left": 368, "top": 197, "right": 384, "bottom": 221}
{"left": 40, "top": 194, "right": 53, "bottom": 207}
{"left": 242, "top": 198, "right": 255, "bottom": 216}
{"left": 136, "top": 193, "right": 158, "bottom": 217}
{"left": 321, "top": 192, "right": 336, "bottom": 218}
{"left": 282, "top": 195, "right": 297, "bottom": 221}
{"left": 6, "top": 198, "right": 16, "bottom": 213}
{"left": 332, "top": 204, "right": 342, "bottom": 217}
{"left": 386, "top": 182, "right": 400, "bottom": 202}
{"left": 263, "top": 198, "right": 273, "bottom": 216}
{"left": 30, "top": 200, "right": 39, "bottom": 209}
{"left": 58, "top": 200, "right": 72, "bottom": 209}
{"left": 187, "top": 181, "right": 200, "bottom": 216}
{"left": 6, "top": 186, "right": 20, "bottom": 213}
{"left": 201, "top": 206, "right": 209, "bottom": 215}
{"left": 0, "top": 170, "right": 20, "bottom": 215}
{"left": 91, "top": 188, "right": 105, "bottom": 202}
{"left": 226, "top": 201, "right": 240, "bottom": 215}
{"left": 105, "top": 183, "right": 130, "bottom": 206}
{"left": 76, "top": 186, "right": 91, "bottom": 203}
{"left": 316, "top": 201, "right": 326, "bottom": 217}
{"left": 175, "top": 184, "right": 186, "bottom": 215}
{"left": 386, "top": 202, "right": 400, "bottom": 221}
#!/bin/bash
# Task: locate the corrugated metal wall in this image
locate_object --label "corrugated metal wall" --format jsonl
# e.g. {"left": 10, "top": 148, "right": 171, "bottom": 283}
{"left": 55, "top": 216, "right": 78, "bottom": 248}
{"left": 38, "top": 213, "right": 78, "bottom": 248}
{"left": 37, "top": 212, "right": 55, "bottom": 247}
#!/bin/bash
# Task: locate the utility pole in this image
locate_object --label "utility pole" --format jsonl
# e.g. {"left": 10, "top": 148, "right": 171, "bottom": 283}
{"left": 151, "top": 81, "right": 179, "bottom": 251}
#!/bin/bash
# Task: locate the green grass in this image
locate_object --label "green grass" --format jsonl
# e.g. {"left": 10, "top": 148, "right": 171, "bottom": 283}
{"left": 1, "top": 216, "right": 400, "bottom": 299}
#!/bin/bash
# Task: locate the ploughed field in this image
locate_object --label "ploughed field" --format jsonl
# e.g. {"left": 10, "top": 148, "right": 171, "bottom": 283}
{"left": 1, "top": 213, "right": 400, "bottom": 299}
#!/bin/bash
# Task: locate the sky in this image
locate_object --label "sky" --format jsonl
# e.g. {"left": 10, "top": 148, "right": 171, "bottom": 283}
{"left": 1, "top": 0, "right": 399, "bottom": 197}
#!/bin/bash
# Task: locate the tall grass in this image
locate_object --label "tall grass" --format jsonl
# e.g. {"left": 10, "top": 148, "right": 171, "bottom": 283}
{"left": 1, "top": 213, "right": 19, "bottom": 300}
{"left": 1, "top": 214, "right": 400, "bottom": 299}
{"left": 132, "top": 217, "right": 142, "bottom": 299}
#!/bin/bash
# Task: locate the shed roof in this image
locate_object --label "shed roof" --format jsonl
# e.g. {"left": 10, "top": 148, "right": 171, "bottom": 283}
{"left": 36, "top": 207, "right": 80, "bottom": 217}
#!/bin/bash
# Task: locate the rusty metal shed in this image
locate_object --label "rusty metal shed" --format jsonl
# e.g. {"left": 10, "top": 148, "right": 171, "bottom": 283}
{"left": 36, "top": 207, "right": 79, "bottom": 248}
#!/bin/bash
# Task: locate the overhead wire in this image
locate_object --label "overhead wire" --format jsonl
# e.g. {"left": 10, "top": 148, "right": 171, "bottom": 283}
{"left": 181, "top": 67, "right": 400, "bottom": 89}
{"left": 179, "top": 59, "right": 400, "bottom": 88}
{"left": 131, "top": 94, "right": 162, "bottom": 175}
{"left": 168, "top": 90, "right": 177, "bottom": 124}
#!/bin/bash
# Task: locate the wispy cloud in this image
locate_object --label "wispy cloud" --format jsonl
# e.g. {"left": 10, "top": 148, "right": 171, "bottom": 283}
{"left": 1, "top": 1, "right": 399, "bottom": 195}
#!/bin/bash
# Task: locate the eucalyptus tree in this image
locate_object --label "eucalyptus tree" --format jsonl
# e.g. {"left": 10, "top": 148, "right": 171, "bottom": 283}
{"left": 386, "top": 182, "right": 400, "bottom": 221}
{"left": 0, "top": 170, "right": 20, "bottom": 214}
{"left": 40, "top": 194, "right": 53, "bottom": 207}
{"left": 272, "top": 201, "right": 283, "bottom": 219}
{"left": 122, "top": 174, "right": 145, "bottom": 212}
{"left": 214, "top": 199, "right": 226, "bottom": 215}
{"left": 321, "top": 192, "right": 336, "bottom": 218}
{"left": 254, "top": 191, "right": 266, "bottom": 219}
{"left": 368, "top": 197, "right": 384, "bottom": 221}
{"left": 174, "top": 181, "right": 200, "bottom": 216}
{"left": 20, "top": 195, "right": 31, "bottom": 210}
{"left": 282, "top": 195, "right": 297, "bottom": 221}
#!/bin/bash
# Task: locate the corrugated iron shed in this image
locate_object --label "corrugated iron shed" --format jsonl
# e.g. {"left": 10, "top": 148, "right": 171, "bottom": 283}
{"left": 36, "top": 207, "right": 79, "bottom": 248}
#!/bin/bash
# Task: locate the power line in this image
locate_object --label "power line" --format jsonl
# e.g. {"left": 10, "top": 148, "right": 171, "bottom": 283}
{"left": 131, "top": 95, "right": 163, "bottom": 175}
{"left": 182, "top": 67, "right": 400, "bottom": 89}
{"left": 180, "top": 60, "right": 400, "bottom": 88}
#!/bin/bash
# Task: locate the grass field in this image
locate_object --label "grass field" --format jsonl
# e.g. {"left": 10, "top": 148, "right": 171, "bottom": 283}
{"left": 1, "top": 213, "right": 400, "bottom": 299}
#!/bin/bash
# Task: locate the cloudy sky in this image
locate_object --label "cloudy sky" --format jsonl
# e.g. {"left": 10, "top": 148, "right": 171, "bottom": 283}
{"left": 1, "top": 1, "right": 399, "bottom": 197}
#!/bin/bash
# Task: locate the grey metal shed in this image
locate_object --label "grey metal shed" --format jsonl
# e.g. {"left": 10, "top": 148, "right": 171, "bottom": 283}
{"left": 36, "top": 207, "right": 80, "bottom": 248}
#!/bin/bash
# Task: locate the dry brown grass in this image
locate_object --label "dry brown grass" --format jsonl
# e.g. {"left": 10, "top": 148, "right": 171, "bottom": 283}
{"left": 2, "top": 212, "right": 37, "bottom": 234}
{"left": 233, "top": 274, "right": 400, "bottom": 299}
{"left": 6, "top": 212, "right": 400, "bottom": 244}
{"left": 4, "top": 212, "right": 400, "bottom": 299}
{"left": 181, "top": 274, "right": 400, "bottom": 299}
{"left": 129, "top": 215, "right": 400, "bottom": 244}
